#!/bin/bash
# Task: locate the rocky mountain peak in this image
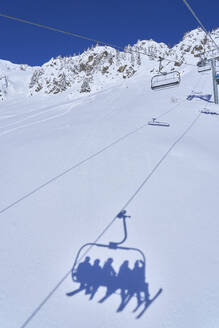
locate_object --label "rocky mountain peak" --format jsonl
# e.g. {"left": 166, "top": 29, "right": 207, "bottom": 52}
{"left": 0, "top": 27, "right": 218, "bottom": 101}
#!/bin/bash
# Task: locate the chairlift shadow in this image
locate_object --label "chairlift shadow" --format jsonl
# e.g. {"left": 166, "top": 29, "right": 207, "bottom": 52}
{"left": 67, "top": 211, "right": 162, "bottom": 319}
{"left": 187, "top": 94, "right": 213, "bottom": 103}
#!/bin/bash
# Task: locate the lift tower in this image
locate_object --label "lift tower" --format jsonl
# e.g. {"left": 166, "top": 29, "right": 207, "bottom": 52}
{"left": 211, "top": 58, "right": 219, "bottom": 104}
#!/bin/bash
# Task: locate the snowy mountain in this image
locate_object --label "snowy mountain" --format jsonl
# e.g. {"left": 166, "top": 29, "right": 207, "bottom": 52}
{"left": 0, "top": 27, "right": 219, "bottom": 101}
{"left": 0, "top": 26, "right": 219, "bottom": 328}
{"left": 0, "top": 59, "right": 34, "bottom": 101}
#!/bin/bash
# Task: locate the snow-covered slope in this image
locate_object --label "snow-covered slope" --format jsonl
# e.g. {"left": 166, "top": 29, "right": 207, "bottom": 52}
{"left": 0, "top": 59, "right": 219, "bottom": 328}
{"left": 0, "top": 59, "right": 34, "bottom": 101}
{"left": 1, "top": 27, "right": 219, "bottom": 101}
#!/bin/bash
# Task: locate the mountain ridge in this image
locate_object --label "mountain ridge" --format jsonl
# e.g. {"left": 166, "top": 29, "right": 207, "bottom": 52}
{"left": 0, "top": 27, "right": 219, "bottom": 101}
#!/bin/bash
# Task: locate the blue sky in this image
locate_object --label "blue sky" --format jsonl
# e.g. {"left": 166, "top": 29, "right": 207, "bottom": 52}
{"left": 0, "top": 0, "right": 218, "bottom": 66}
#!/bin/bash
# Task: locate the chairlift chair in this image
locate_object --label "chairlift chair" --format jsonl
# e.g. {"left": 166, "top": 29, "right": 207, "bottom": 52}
{"left": 198, "top": 64, "right": 211, "bottom": 72}
{"left": 148, "top": 117, "right": 170, "bottom": 127}
{"left": 151, "top": 57, "right": 180, "bottom": 90}
{"left": 197, "top": 58, "right": 211, "bottom": 72}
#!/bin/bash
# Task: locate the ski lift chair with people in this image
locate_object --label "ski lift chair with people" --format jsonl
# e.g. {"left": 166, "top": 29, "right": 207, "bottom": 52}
{"left": 69, "top": 210, "right": 145, "bottom": 285}
{"left": 67, "top": 210, "right": 162, "bottom": 318}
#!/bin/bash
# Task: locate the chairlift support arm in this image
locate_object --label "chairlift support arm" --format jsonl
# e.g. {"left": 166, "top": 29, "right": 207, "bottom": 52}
{"left": 109, "top": 211, "right": 130, "bottom": 247}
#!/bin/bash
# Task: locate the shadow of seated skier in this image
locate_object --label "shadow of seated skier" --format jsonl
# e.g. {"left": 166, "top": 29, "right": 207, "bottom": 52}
{"left": 132, "top": 281, "right": 150, "bottom": 317}
{"left": 134, "top": 260, "right": 149, "bottom": 307}
{"left": 116, "top": 260, "right": 132, "bottom": 310}
{"left": 89, "top": 259, "right": 102, "bottom": 300}
{"left": 71, "top": 256, "right": 92, "bottom": 296}
{"left": 131, "top": 260, "right": 150, "bottom": 314}
{"left": 117, "top": 260, "right": 149, "bottom": 312}
{"left": 98, "top": 258, "right": 117, "bottom": 303}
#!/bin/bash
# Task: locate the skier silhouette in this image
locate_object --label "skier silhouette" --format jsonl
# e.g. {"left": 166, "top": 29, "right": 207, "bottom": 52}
{"left": 98, "top": 258, "right": 116, "bottom": 303}
{"left": 89, "top": 259, "right": 102, "bottom": 300}
{"left": 130, "top": 260, "right": 150, "bottom": 310}
{"left": 75, "top": 256, "right": 92, "bottom": 292}
{"left": 117, "top": 260, "right": 132, "bottom": 300}
{"left": 102, "top": 258, "right": 116, "bottom": 284}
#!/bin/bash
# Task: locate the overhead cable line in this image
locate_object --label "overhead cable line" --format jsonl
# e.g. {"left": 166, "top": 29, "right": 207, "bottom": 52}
{"left": 0, "top": 13, "right": 122, "bottom": 50}
{"left": 182, "top": 0, "right": 219, "bottom": 51}
{"left": 0, "top": 12, "right": 196, "bottom": 67}
{"left": 19, "top": 111, "right": 201, "bottom": 328}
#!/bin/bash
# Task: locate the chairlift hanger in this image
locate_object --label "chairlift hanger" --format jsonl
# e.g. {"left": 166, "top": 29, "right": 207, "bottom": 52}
{"left": 158, "top": 57, "right": 166, "bottom": 75}
{"left": 71, "top": 210, "right": 146, "bottom": 282}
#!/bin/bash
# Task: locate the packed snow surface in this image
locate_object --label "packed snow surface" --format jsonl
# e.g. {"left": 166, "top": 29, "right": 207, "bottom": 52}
{"left": 0, "top": 61, "right": 219, "bottom": 328}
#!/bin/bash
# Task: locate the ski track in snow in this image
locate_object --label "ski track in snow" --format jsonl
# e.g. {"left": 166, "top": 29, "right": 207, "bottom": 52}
{"left": 0, "top": 71, "right": 204, "bottom": 138}
{"left": 0, "top": 107, "right": 72, "bottom": 137}
{"left": 0, "top": 77, "right": 203, "bottom": 215}
{"left": 0, "top": 97, "right": 95, "bottom": 136}
{"left": 0, "top": 72, "right": 207, "bottom": 214}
